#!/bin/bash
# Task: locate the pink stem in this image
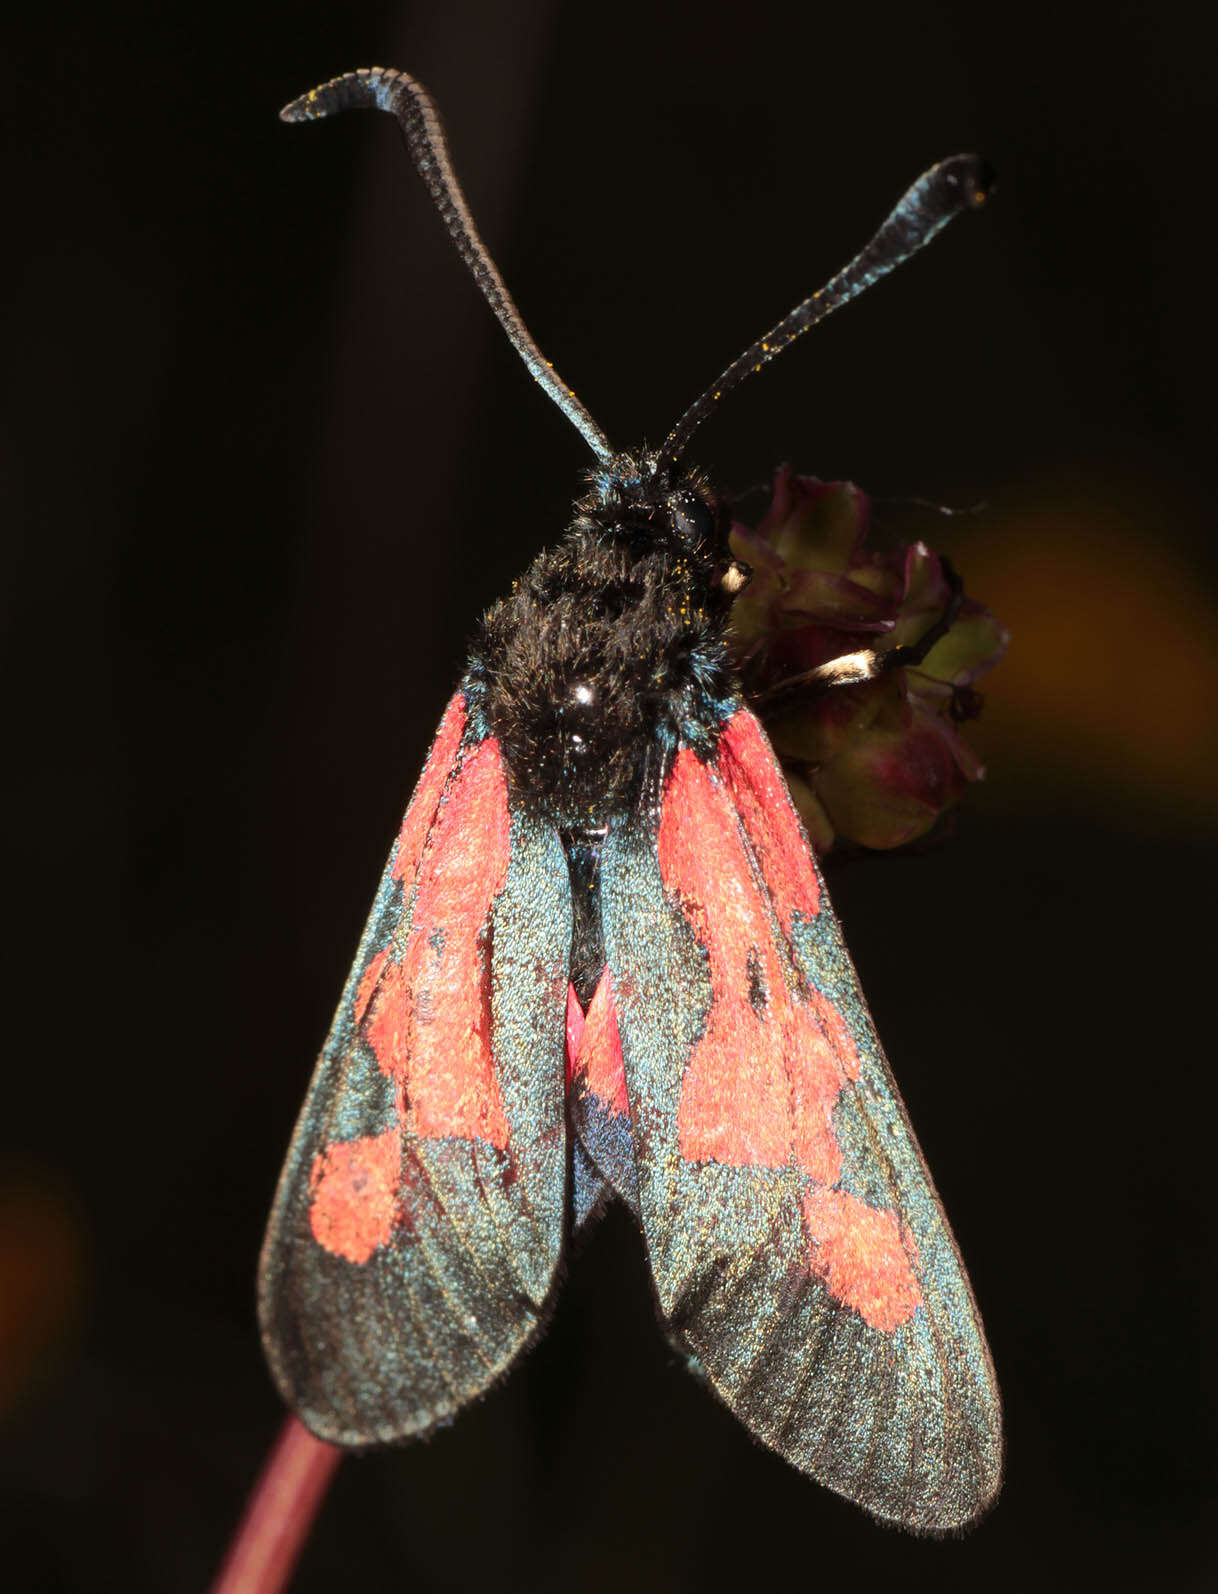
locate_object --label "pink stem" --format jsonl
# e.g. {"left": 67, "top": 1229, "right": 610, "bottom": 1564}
{"left": 210, "top": 1416, "right": 344, "bottom": 1594}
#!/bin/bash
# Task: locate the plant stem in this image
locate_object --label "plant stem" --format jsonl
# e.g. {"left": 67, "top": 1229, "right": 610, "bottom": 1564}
{"left": 210, "top": 1416, "right": 343, "bottom": 1594}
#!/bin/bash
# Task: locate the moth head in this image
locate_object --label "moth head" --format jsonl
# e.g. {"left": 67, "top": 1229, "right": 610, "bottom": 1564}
{"left": 578, "top": 454, "right": 748, "bottom": 598}
{"left": 665, "top": 483, "right": 751, "bottom": 603}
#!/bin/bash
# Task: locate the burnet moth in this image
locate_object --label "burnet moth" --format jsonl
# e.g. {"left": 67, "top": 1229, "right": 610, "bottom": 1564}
{"left": 260, "top": 67, "right": 1002, "bottom": 1533}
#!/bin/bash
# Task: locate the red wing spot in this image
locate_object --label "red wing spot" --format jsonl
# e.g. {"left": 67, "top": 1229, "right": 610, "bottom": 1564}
{"left": 362, "top": 739, "right": 511, "bottom": 1148}
{"left": 666, "top": 733, "right": 920, "bottom": 1328}
{"left": 660, "top": 750, "right": 851, "bottom": 1174}
{"left": 573, "top": 968, "right": 628, "bottom": 1116}
{"left": 308, "top": 1129, "right": 400, "bottom": 1264}
{"left": 392, "top": 694, "right": 467, "bottom": 887}
{"left": 364, "top": 956, "right": 409, "bottom": 1080}
{"left": 806, "top": 987, "right": 860, "bottom": 1083}
{"left": 354, "top": 945, "right": 392, "bottom": 1025}
{"left": 802, "top": 1186, "right": 923, "bottom": 1332}
{"left": 719, "top": 709, "right": 820, "bottom": 932}
{"left": 565, "top": 983, "right": 585, "bottom": 1091}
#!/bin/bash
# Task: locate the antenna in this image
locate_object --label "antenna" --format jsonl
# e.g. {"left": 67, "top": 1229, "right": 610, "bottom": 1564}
{"left": 282, "top": 68, "right": 616, "bottom": 465}
{"left": 662, "top": 155, "right": 992, "bottom": 464}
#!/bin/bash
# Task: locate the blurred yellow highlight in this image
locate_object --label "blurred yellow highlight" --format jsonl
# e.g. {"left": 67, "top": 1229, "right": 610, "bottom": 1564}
{"left": 951, "top": 488, "right": 1218, "bottom": 832}
{"left": 0, "top": 1172, "right": 85, "bottom": 1418}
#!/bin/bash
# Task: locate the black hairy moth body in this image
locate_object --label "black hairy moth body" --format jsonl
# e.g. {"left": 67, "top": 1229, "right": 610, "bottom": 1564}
{"left": 259, "top": 66, "right": 1002, "bottom": 1533}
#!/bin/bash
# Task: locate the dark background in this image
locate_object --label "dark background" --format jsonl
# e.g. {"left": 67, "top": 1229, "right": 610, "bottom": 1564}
{"left": 4, "top": 1, "right": 1215, "bottom": 1589}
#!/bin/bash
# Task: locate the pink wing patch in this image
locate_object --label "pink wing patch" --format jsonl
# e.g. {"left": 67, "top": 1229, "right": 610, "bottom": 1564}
{"left": 309, "top": 1130, "right": 400, "bottom": 1265}
{"left": 803, "top": 1188, "right": 923, "bottom": 1333}
{"left": 658, "top": 733, "right": 922, "bottom": 1332}
{"left": 392, "top": 694, "right": 467, "bottom": 885}
{"left": 566, "top": 970, "right": 628, "bottom": 1116}
{"left": 564, "top": 984, "right": 586, "bottom": 1091}
{"left": 355, "top": 946, "right": 392, "bottom": 1025}
{"left": 718, "top": 708, "right": 820, "bottom": 934}
{"left": 362, "top": 737, "right": 511, "bottom": 1146}
{"left": 309, "top": 720, "right": 514, "bottom": 1263}
{"left": 659, "top": 748, "right": 854, "bottom": 1178}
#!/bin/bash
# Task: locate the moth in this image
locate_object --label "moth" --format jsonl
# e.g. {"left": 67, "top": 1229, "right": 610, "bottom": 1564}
{"left": 260, "top": 67, "right": 1002, "bottom": 1533}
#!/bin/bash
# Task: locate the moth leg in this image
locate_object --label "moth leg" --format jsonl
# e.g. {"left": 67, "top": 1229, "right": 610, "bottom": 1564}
{"left": 753, "top": 558, "right": 966, "bottom": 702}
{"left": 876, "top": 554, "right": 963, "bottom": 673}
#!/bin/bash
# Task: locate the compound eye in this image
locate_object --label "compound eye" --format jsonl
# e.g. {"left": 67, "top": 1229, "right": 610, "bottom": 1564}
{"left": 670, "top": 493, "right": 717, "bottom": 545}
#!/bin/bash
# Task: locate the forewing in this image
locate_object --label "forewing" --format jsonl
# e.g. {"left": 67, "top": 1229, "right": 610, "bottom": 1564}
{"left": 259, "top": 695, "right": 571, "bottom": 1445}
{"left": 600, "top": 707, "right": 1000, "bottom": 1531}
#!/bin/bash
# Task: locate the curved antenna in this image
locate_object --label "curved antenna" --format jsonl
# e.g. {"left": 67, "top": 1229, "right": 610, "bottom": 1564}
{"left": 282, "top": 68, "right": 615, "bottom": 464}
{"left": 662, "top": 154, "right": 992, "bottom": 464}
